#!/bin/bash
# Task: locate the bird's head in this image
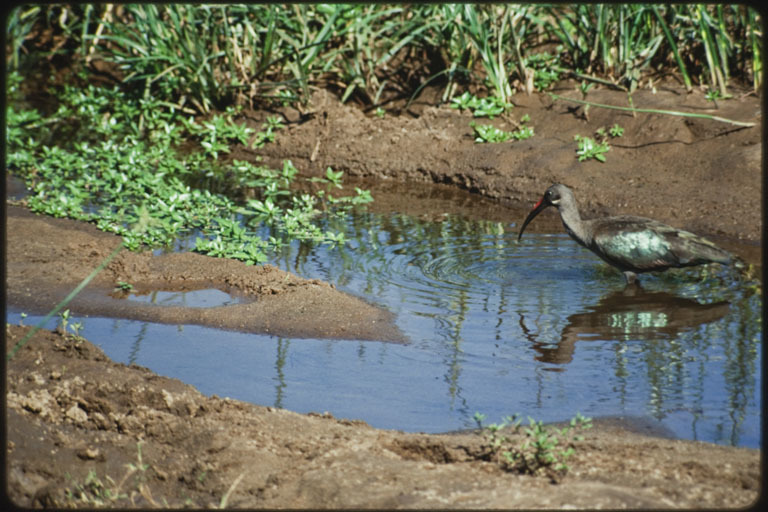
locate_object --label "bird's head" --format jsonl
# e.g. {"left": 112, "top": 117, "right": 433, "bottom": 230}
{"left": 517, "top": 184, "right": 571, "bottom": 241}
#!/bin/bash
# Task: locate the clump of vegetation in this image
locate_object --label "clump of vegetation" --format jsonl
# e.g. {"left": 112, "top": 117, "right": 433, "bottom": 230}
{"left": 474, "top": 412, "right": 593, "bottom": 482}
{"left": 574, "top": 135, "right": 611, "bottom": 163}
{"left": 56, "top": 309, "right": 85, "bottom": 341}
{"left": 573, "top": 123, "right": 624, "bottom": 162}
{"left": 114, "top": 281, "right": 134, "bottom": 293}
{"left": 526, "top": 52, "right": 562, "bottom": 91}
{"left": 451, "top": 92, "right": 514, "bottom": 119}
{"left": 470, "top": 116, "right": 534, "bottom": 144}
{"left": 8, "top": 5, "right": 758, "bottom": 112}
{"left": 6, "top": 71, "right": 372, "bottom": 265}
{"left": 63, "top": 442, "right": 163, "bottom": 507}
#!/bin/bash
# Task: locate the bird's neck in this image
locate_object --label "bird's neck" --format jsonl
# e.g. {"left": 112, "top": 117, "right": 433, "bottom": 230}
{"left": 558, "top": 202, "right": 590, "bottom": 246}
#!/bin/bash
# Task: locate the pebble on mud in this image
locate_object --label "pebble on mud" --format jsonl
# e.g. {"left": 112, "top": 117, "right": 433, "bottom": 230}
{"left": 66, "top": 404, "right": 88, "bottom": 424}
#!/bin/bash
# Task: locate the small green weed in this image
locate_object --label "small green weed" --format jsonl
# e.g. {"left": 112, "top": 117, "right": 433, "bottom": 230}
{"left": 451, "top": 91, "right": 513, "bottom": 119}
{"left": 56, "top": 309, "right": 85, "bottom": 340}
{"left": 574, "top": 134, "right": 610, "bottom": 162}
{"left": 474, "top": 412, "right": 592, "bottom": 481}
{"left": 608, "top": 123, "right": 624, "bottom": 137}
{"left": 57, "top": 309, "right": 71, "bottom": 333}
{"left": 576, "top": 123, "right": 624, "bottom": 162}
{"left": 63, "top": 441, "right": 161, "bottom": 507}
{"left": 526, "top": 53, "right": 562, "bottom": 91}
{"left": 65, "top": 470, "right": 126, "bottom": 506}
{"left": 470, "top": 114, "right": 534, "bottom": 144}
{"left": 705, "top": 88, "right": 731, "bottom": 108}
{"left": 115, "top": 281, "right": 134, "bottom": 293}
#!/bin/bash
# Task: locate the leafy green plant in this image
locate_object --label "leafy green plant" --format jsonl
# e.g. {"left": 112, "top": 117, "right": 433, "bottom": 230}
{"left": 526, "top": 53, "right": 562, "bottom": 91}
{"left": 704, "top": 88, "right": 730, "bottom": 109}
{"left": 574, "top": 134, "right": 611, "bottom": 162}
{"left": 475, "top": 412, "right": 593, "bottom": 480}
{"left": 69, "top": 320, "right": 85, "bottom": 339}
{"left": 115, "top": 281, "right": 134, "bottom": 293}
{"left": 451, "top": 91, "right": 513, "bottom": 119}
{"left": 57, "top": 309, "right": 71, "bottom": 334}
{"left": 7, "top": 77, "right": 371, "bottom": 267}
{"left": 469, "top": 114, "right": 534, "bottom": 144}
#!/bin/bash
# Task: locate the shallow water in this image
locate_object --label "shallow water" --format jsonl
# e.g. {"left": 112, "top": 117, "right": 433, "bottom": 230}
{"left": 125, "top": 288, "right": 247, "bottom": 307}
{"left": 6, "top": 182, "right": 762, "bottom": 448}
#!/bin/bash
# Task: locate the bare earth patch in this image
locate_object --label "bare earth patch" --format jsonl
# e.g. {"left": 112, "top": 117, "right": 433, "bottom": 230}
{"left": 5, "top": 82, "right": 762, "bottom": 508}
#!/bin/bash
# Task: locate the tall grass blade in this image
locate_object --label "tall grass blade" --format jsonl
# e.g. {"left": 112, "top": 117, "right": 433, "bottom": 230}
{"left": 652, "top": 5, "right": 693, "bottom": 92}
{"left": 6, "top": 242, "right": 125, "bottom": 361}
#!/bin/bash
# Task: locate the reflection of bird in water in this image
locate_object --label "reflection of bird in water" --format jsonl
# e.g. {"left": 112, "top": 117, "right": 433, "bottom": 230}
{"left": 520, "top": 287, "right": 730, "bottom": 366}
{"left": 518, "top": 184, "right": 738, "bottom": 285}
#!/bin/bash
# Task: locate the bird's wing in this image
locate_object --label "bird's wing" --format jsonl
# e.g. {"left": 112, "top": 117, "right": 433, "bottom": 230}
{"left": 590, "top": 217, "right": 679, "bottom": 271}
{"left": 591, "top": 216, "right": 731, "bottom": 271}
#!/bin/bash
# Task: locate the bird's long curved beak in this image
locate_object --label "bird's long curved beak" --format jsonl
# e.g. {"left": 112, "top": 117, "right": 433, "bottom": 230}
{"left": 517, "top": 196, "right": 549, "bottom": 241}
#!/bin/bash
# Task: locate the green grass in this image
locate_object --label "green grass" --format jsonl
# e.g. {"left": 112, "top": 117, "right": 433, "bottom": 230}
{"left": 7, "top": 4, "right": 761, "bottom": 113}
{"left": 473, "top": 412, "right": 593, "bottom": 480}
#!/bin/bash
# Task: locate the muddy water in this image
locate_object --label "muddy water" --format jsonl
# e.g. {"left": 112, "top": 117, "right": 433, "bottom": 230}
{"left": 6, "top": 180, "right": 761, "bottom": 448}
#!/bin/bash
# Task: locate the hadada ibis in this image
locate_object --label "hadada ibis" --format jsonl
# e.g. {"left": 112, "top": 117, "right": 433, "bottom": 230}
{"left": 517, "top": 184, "right": 736, "bottom": 284}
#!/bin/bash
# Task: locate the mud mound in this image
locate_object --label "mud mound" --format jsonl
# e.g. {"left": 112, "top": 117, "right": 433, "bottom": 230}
{"left": 6, "top": 206, "right": 404, "bottom": 342}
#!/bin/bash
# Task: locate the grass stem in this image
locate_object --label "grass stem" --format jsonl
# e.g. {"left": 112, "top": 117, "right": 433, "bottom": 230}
{"left": 6, "top": 242, "right": 125, "bottom": 361}
{"left": 549, "top": 93, "right": 756, "bottom": 127}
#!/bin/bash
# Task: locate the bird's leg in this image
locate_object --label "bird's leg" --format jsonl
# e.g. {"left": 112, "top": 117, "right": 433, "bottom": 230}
{"left": 623, "top": 271, "right": 639, "bottom": 286}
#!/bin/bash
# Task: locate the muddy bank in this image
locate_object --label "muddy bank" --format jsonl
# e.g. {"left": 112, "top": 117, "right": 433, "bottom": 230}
{"left": 252, "top": 81, "right": 762, "bottom": 242}
{"left": 6, "top": 324, "right": 760, "bottom": 508}
{"left": 5, "top": 206, "right": 404, "bottom": 342}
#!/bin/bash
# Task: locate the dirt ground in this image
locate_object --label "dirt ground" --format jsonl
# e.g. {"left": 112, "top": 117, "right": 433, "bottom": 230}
{"left": 254, "top": 79, "right": 762, "bottom": 244}
{"left": 4, "top": 81, "right": 763, "bottom": 508}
